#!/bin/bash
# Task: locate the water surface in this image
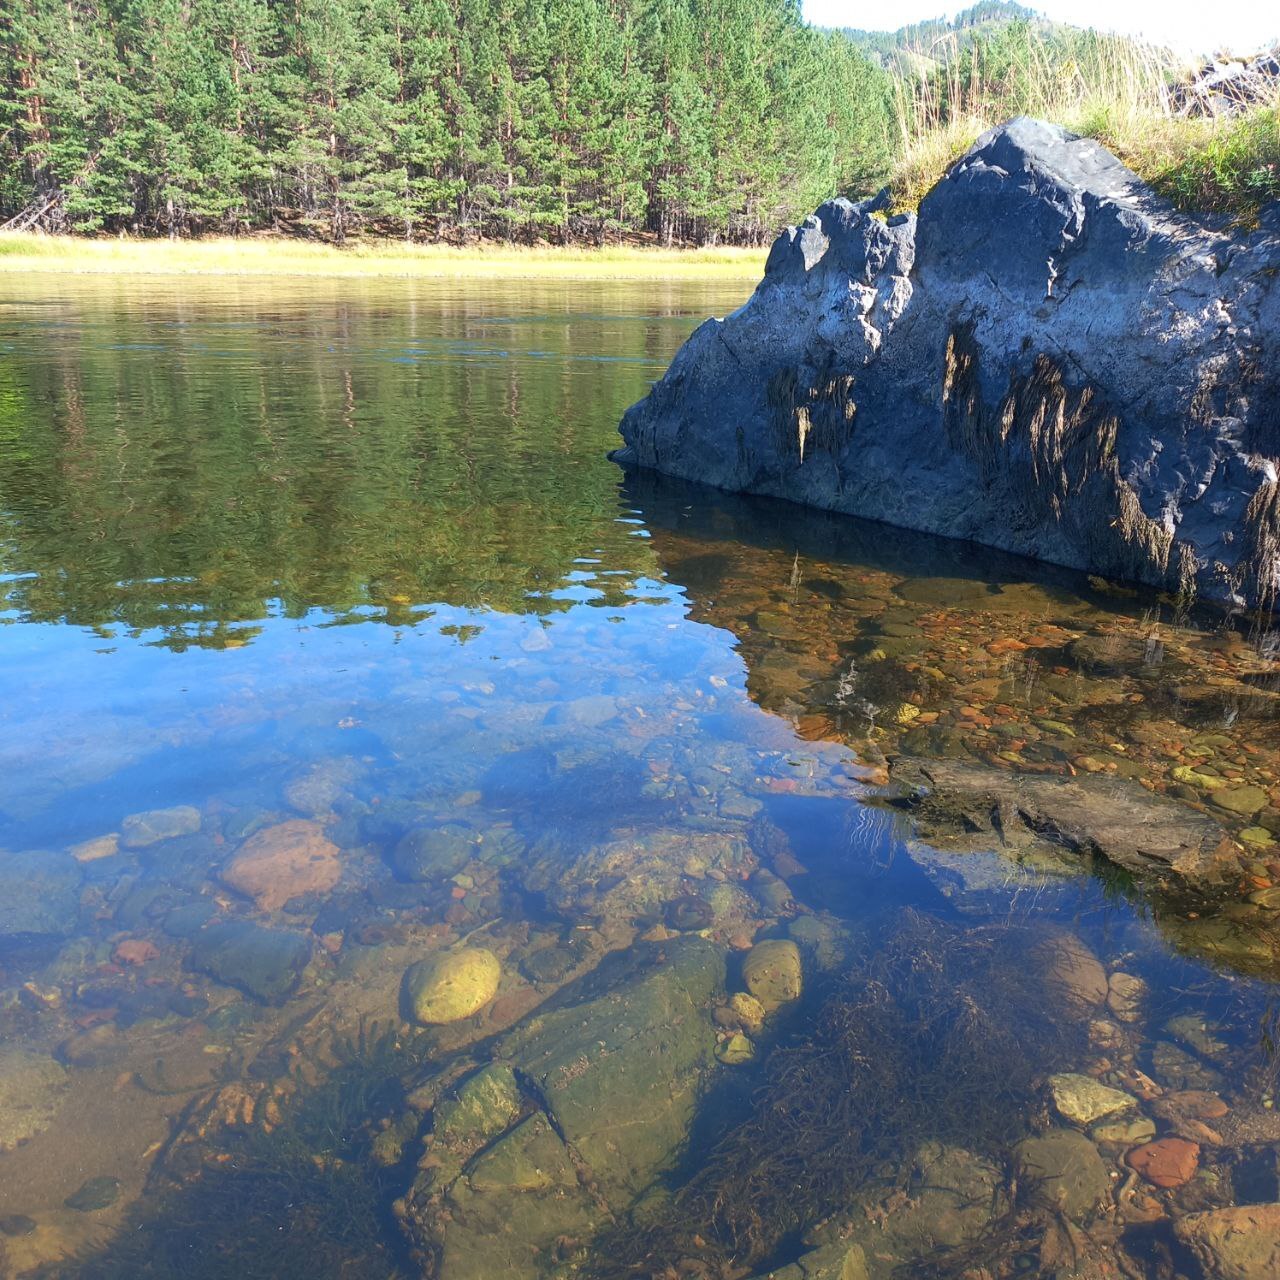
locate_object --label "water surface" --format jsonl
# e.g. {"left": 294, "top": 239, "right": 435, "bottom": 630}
{"left": 0, "top": 276, "right": 1278, "bottom": 1279}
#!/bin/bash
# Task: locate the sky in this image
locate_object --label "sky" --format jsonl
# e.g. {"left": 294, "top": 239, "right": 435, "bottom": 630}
{"left": 801, "top": 1, "right": 1280, "bottom": 57}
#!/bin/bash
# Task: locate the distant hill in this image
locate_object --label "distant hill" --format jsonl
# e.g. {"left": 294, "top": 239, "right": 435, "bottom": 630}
{"left": 843, "top": 2, "right": 1046, "bottom": 66}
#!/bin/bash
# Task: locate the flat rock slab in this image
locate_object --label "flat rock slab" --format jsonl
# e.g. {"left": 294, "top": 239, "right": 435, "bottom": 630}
{"left": 895, "top": 758, "right": 1237, "bottom": 884}
{"left": 500, "top": 936, "right": 725, "bottom": 1200}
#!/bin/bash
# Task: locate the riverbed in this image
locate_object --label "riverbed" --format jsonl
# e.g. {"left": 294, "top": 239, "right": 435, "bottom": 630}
{"left": 0, "top": 276, "right": 1277, "bottom": 1279}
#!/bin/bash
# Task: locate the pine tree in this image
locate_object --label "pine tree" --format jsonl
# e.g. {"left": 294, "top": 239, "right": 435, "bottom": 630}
{"left": 0, "top": 0, "right": 896, "bottom": 244}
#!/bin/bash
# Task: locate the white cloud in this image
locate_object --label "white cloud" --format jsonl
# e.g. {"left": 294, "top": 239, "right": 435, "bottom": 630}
{"left": 803, "top": 1, "right": 1279, "bottom": 57}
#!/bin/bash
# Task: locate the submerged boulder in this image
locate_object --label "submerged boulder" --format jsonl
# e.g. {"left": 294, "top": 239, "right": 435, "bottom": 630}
{"left": 402, "top": 947, "right": 501, "bottom": 1025}
{"left": 614, "top": 118, "right": 1280, "bottom": 609}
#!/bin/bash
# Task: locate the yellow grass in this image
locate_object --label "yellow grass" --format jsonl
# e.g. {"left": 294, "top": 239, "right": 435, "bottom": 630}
{"left": 0, "top": 233, "right": 766, "bottom": 280}
{"left": 888, "top": 26, "right": 1280, "bottom": 222}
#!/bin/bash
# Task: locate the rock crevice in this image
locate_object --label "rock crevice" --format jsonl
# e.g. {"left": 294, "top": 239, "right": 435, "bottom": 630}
{"left": 614, "top": 118, "right": 1280, "bottom": 609}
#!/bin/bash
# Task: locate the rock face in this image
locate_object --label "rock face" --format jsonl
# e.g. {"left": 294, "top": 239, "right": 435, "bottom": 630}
{"left": 614, "top": 118, "right": 1280, "bottom": 609}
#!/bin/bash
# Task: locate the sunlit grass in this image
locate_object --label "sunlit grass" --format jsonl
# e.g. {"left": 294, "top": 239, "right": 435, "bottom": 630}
{"left": 0, "top": 234, "right": 766, "bottom": 280}
{"left": 889, "top": 25, "right": 1280, "bottom": 223}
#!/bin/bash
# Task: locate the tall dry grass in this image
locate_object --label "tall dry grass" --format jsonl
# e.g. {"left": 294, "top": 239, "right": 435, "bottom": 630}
{"left": 888, "top": 23, "right": 1280, "bottom": 222}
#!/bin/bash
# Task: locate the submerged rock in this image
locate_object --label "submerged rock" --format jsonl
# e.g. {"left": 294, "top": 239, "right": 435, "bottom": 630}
{"left": 188, "top": 920, "right": 312, "bottom": 1003}
{"left": 1173, "top": 1202, "right": 1280, "bottom": 1279}
{"left": 390, "top": 825, "right": 478, "bottom": 882}
{"left": 1014, "top": 1129, "right": 1111, "bottom": 1220}
{"left": 500, "top": 936, "right": 724, "bottom": 1200}
{"left": 120, "top": 805, "right": 201, "bottom": 848}
{"left": 0, "top": 1049, "right": 68, "bottom": 1151}
{"left": 615, "top": 118, "right": 1280, "bottom": 609}
{"left": 0, "top": 849, "right": 82, "bottom": 944}
{"left": 1047, "top": 1072, "right": 1136, "bottom": 1125}
{"left": 221, "top": 818, "right": 341, "bottom": 911}
{"left": 401, "top": 948, "right": 501, "bottom": 1025}
{"left": 406, "top": 938, "right": 725, "bottom": 1279}
{"left": 840, "top": 1143, "right": 1005, "bottom": 1276}
{"left": 897, "top": 758, "right": 1237, "bottom": 885}
{"left": 1126, "top": 1136, "right": 1200, "bottom": 1188}
{"left": 741, "top": 938, "right": 803, "bottom": 1013}
{"left": 65, "top": 1175, "right": 121, "bottom": 1212}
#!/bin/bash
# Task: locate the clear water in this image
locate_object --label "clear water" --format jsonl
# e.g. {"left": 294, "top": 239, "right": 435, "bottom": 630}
{"left": 0, "top": 276, "right": 1278, "bottom": 1279}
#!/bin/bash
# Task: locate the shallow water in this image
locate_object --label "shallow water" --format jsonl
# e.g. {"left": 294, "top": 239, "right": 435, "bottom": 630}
{"left": 0, "top": 276, "right": 1279, "bottom": 1279}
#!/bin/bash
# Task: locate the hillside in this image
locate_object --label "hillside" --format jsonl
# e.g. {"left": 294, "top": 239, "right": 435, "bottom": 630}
{"left": 843, "top": 1, "right": 1044, "bottom": 68}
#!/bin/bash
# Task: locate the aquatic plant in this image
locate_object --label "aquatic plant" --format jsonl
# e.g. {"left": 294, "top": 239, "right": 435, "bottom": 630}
{"left": 64, "top": 1020, "right": 430, "bottom": 1279}
{"left": 585, "top": 909, "right": 1090, "bottom": 1278}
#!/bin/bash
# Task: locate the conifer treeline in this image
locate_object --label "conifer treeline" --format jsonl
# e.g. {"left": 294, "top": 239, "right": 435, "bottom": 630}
{"left": 0, "top": 0, "right": 894, "bottom": 244}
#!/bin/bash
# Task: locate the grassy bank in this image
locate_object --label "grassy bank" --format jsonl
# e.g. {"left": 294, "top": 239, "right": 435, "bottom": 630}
{"left": 889, "top": 25, "right": 1280, "bottom": 222}
{"left": 0, "top": 235, "right": 766, "bottom": 281}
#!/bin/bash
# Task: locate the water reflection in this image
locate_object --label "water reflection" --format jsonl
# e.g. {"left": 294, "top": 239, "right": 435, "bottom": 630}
{"left": 0, "top": 279, "right": 1277, "bottom": 1278}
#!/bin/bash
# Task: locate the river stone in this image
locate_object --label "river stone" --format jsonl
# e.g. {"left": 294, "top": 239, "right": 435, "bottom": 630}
{"left": 416, "top": 938, "right": 724, "bottom": 1280}
{"left": 1089, "top": 1114, "right": 1156, "bottom": 1144}
{"left": 1127, "top": 1136, "right": 1201, "bottom": 1188}
{"left": 0, "top": 849, "right": 83, "bottom": 945}
{"left": 433, "top": 1063, "right": 523, "bottom": 1150}
{"left": 1151, "top": 1039, "right": 1224, "bottom": 1091}
{"left": 1107, "top": 971, "right": 1146, "bottom": 1022}
{"left": 741, "top": 938, "right": 802, "bottom": 1013}
{"left": 751, "top": 1242, "right": 870, "bottom": 1280}
{"left": 614, "top": 118, "right": 1280, "bottom": 611}
{"left": 1211, "top": 786, "right": 1270, "bottom": 817}
{"left": 0, "top": 1049, "right": 69, "bottom": 1151}
{"left": 728, "top": 991, "right": 767, "bottom": 1033}
{"left": 1014, "top": 1130, "right": 1111, "bottom": 1219}
{"left": 840, "top": 1143, "right": 1004, "bottom": 1275}
{"left": 222, "top": 819, "right": 341, "bottom": 911}
{"left": 402, "top": 948, "right": 500, "bottom": 1025}
{"left": 1173, "top": 1202, "right": 1280, "bottom": 1280}
{"left": 1047, "top": 1072, "right": 1136, "bottom": 1125}
{"left": 187, "top": 920, "right": 312, "bottom": 1003}
{"left": 715, "top": 1032, "right": 755, "bottom": 1064}
{"left": 120, "top": 805, "right": 201, "bottom": 848}
{"left": 389, "top": 825, "right": 477, "bottom": 882}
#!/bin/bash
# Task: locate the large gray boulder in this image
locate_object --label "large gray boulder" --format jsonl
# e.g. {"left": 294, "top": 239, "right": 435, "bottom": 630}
{"left": 614, "top": 118, "right": 1280, "bottom": 609}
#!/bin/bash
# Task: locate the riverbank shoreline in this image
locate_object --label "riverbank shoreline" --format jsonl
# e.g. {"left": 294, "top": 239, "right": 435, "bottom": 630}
{"left": 0, "top": 234, "right": 766, "bottom": 281}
